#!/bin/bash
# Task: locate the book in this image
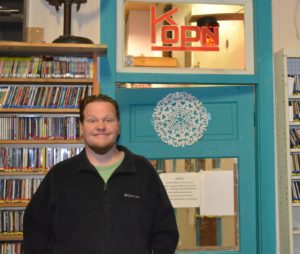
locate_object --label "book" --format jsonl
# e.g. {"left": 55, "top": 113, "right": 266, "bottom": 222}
{"left": 0, "top": 88, "right": 8, "bottom": 107}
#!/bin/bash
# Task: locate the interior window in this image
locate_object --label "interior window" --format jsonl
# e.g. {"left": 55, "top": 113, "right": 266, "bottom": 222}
{"left": 119, "top": 0, "right": 253, "bottom": 73}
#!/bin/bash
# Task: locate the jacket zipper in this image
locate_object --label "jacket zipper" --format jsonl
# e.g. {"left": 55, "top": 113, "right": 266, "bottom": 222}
{"left": 104, "top": 182, "right": 108, "bottom": 254}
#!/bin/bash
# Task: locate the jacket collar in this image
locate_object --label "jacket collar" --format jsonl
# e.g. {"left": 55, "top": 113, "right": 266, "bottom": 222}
{"left": 75, "top": 145, "right": 136, "bottom": 174}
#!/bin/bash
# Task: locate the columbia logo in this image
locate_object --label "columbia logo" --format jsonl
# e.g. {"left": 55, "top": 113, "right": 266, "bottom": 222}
{"left": 124, "top": 193, "right": 140, "bottom": 199}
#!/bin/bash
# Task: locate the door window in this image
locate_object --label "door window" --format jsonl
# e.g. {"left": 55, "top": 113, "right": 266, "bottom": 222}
{"left": 150, "top": 157, "right": 239, "bottom": 251}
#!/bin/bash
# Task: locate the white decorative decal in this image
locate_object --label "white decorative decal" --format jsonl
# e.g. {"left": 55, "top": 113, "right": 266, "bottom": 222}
{"left": 152, "top": 92, "right": 209, "bottom": 147}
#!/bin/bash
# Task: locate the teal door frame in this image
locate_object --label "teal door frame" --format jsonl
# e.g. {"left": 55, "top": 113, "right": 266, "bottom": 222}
{"left": 99, "top": 0, "right": 275, "bottom": 253}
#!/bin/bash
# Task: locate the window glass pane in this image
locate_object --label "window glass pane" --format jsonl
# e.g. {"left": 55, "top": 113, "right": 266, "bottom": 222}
{"left": 121, "top": 1, "right": 253, "bottom": 73}
{"left": 150, "top": 157, "right": 239, "bottom": 251}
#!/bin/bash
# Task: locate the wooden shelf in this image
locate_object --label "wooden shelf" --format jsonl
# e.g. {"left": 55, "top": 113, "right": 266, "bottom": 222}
{"left": 0, "top": 108, "right": 79, "bottom": 113}
{"left": 189, "top": 13, "right": 244, "bottom": 23}
{"left": 0, "top": 202, "right": 28, "bottom": 208}
{"left": 0, "top": 77, "right": 94, "bottom": 84}
{"left": 289, "top": 95, "right": 300, "bottom": 99}
{"left": 0, "top": 41, "right": 107, "bottom": 57}
{"left": 291, "top": 148, "right": 300, "bottom": 153}
{"left": 0, "top": 139, "right": 83, "bottom": 144}
{"left": 132, "top": 56, "right": 177, "bottom": 67}
{"left": 0, "top": 171, "right": 47, "bottom": 176}
{"left": 0, "top": 233, "right": 23, "bottom": 241}
{"left": 290, "top": 122, "right": 300, "bottom": 126}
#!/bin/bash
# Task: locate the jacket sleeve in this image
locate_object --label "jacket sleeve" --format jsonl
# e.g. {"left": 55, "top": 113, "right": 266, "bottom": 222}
{"left": 23, "top": 172, "right": 54, "bottom": 254}
{"left": 150, "top": 174, "right": 179, "bottom": 254}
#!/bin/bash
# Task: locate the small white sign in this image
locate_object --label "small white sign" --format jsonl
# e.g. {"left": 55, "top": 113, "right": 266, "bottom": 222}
{"left": 160, "top": 172, "right": 201, "bottom": 208}
{"left": 160, "top": 171, "right": 235, "bottom": 216}
{"left": 200, "top": 170, "right": 234, "bottom": 216}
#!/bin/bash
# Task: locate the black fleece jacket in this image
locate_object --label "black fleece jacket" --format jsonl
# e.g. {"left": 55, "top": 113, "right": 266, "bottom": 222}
{"left": 23, "top": 145, "right": 179, "bottom": 254}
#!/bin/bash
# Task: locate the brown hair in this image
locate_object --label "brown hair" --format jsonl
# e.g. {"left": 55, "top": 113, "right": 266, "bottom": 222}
{"left": 79, "top": 94, "right": 120, "bottom": 123}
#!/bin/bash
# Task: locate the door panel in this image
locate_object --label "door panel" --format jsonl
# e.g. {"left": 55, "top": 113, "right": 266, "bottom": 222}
{"left": 128, "top": 102, "right": 238, "bottom": 143}
{"left": 117, "top": 86, "right": 252, "bottom": 158}
{"left": 116, "top": 85, "right": 255, "bottom": 253}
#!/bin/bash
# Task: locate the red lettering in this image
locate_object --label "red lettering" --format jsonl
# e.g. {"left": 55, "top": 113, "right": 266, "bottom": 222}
{"left": 151, "top": 5, "right": 178, "bottom": 43}
{"left": 200, "top": 27, "right": 219, "bottom": 46}
{"left": 150, "top": 5, "right": 220, "bottom": 52}
{"left": 161, "top": 25, "right": 179, "bottom": 44}
{"left": 181, "top": 26, "right": 201, "bottom": 48}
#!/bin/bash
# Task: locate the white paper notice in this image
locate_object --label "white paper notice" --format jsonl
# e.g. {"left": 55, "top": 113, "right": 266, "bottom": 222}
{"left": 200, "top": 170, "right": 234, "bottom": 216}
{"left": 160, "top": 173, "right": 201, "bottom": 208}
{"left": 160, "top": 171, "right": 235, "bottom": 216}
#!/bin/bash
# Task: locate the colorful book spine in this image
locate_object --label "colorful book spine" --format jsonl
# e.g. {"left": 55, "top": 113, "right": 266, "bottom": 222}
{"left": 0, "top": 147, "right": 82, "bottom": 172}
{"left": 0, "top": 56, "right": 94, "bottom": 79}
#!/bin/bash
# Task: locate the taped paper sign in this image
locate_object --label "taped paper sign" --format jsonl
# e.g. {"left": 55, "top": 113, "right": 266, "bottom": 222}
{"left": 160, "top": 170, "right": 234, "bottom": 216}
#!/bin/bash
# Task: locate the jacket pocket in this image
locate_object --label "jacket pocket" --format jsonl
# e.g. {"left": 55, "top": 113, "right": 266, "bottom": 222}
{"left": 52, "top": 204, "right": 104, "bottom": 253}
{"left": 108, "top": 204, "right": 153, "bottom": 254}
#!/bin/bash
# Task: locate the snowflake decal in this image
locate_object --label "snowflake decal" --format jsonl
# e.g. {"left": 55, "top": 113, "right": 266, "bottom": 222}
{"left": 152, "top": 92, "right": 209, "bottom": 147}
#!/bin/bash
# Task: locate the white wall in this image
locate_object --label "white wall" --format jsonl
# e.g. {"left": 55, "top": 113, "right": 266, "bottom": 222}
{"left": 25, "top": 1, "right": 299, "bottom": 52}
{"left": 26, "top": 0, "right": 294, "bottom": 53}
{"left": 272, "top": 0, "right": 300, "bottom": 53}
{"left": 26, "top": 0, "right": 100, "bottom": 43}
{"left": 127, "top": 10, "right": 152, "bottom": 56}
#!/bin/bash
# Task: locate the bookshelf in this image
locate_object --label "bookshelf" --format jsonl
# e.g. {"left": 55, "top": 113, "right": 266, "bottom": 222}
{"left": 275, "top": 48, "right": 300, "bottom": 254}
{"left": 0, "top": 41, "right": 107, "bottom": 253}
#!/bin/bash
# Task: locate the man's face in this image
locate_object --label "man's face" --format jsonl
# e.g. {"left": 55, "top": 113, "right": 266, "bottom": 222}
{"left": 80, "top": 101, "right": 120, "bottom": 155}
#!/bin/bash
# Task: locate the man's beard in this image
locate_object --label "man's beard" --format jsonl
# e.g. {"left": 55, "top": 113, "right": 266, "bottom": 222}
{"left": 87, "top": 143, "right": 115, "bottom": 155}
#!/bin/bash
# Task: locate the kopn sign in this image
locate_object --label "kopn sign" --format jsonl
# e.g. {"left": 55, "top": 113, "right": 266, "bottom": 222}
{"left": 151, "top": 5, "right": 219, "bottom": 52}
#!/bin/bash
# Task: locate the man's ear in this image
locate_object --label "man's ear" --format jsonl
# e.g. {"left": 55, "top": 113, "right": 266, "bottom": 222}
{"left": 117, "top": 123, "right": 121, "bottom": 143}
{"left": 79, "top": 122, "right": 83, "bottom": 139}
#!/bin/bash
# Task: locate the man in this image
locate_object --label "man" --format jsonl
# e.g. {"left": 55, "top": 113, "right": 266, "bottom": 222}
{"left": 23, "top": 94, "right": 179, "bottom": 254}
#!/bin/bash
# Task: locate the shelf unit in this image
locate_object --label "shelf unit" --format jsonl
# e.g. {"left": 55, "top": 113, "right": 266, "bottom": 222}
{"left": 0, "top": 0, "right": 27, "bottom": 41}
{"left": 0, "top": 41, "right": 107, "bottom": 253}
{"left": 275, "top": 48, "right": 300, "bottom": 254}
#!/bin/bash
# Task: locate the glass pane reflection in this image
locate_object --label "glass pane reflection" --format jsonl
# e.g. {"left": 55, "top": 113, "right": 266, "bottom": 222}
{"left": 150, "top": 158, "right": 239, "bottom": 251}
{"left": 124, "top": 1, "right": 246, "bottom": 71}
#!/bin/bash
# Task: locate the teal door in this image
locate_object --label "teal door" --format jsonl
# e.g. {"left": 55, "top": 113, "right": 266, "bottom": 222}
{"left": 116, "top": 85, "right": 256, "bottom": 253}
